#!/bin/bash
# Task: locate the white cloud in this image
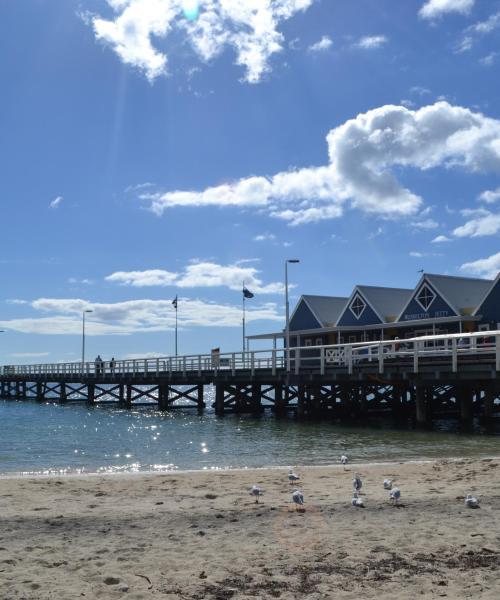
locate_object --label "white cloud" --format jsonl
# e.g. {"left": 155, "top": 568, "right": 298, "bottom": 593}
{"left": 453, "top": 209, "right": 500, "bottom": 237}
{"left": 419, "top": 0, "right": 475, "bottom": 20}
{"left": 355, "top": 35, "right": 388, "bottom": 50}
{"left": 106, "top": 269, "right": 179, "bottom": 287}
{"left": 460, "top": 252, "right": 500, "bottom": 279}
{"left": 308, "top": 35, "right": 332, "bottom": 52}
{"left": 0, "top": 297, "right": 283, "bottom": 336}
{"left": 105, "top": 261, "right": 284, "bottom": 293}
{"left": 479, "top": 52, "right": 498, "bottom": 67}
{"left": 411, "top": 218, "right": 439, "bottom": 230}
{"left": 456, "top": 11, "right": 500, "bottom": 52}
{"left": 92, "top": 0, "right": 315, "bottom": 83}
{"left": 68, "top": 277, "right": 94, "bottom": 285}
{"left": 253, "top": 233, "right": 276, "bottom": 241}
{"left": 470, "top": 11, "right": 500, "bottom": 35}
{"left": 479, "top": 187, "right": 500, "bottom": 203}
{"left": 410, "top": 86, "right": 432, "bottom": 96}
{"left": 6, "top": 299, "right": 28, "bottom": 305}
{"left": 49, "top": 196, "right": 63, "bottom": 209}
{"left": 143, "top": 102, "right": 500, "bottom": 225}
{"left": 432, "top": 234, "right": 453, "bottom": 242}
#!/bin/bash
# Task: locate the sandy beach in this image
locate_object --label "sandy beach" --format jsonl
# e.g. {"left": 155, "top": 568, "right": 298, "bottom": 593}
{"left": 1, "top": 458, "right": 499, "bottom": 599}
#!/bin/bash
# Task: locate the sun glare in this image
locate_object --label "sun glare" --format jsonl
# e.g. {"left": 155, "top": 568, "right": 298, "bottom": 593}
{"left": 182, "top": 0, "right": 200, "bottom": 21}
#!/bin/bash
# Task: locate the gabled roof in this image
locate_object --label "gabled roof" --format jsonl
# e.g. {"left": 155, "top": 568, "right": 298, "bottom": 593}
{"left": 355, "top": 285, "right": 413, "bottom": 323}
{"left": 292, "top": 295, "right": 349, "bottom": 328}
{"left": 397, "top": 273, "right": 493, "bottom": 319}
{"left": 473, "top": 272, "right": 500, "bottom": 316}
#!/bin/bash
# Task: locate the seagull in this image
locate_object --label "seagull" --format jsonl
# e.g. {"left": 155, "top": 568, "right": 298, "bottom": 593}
{"left": 389, "top": 487, "right": 401, "bottom": 504}
{"left": 465, "top": 494, "right": 479, "bottom": 509}
{"left": 353, "top": 474, "right": 362, "bottom": 493}
{"left": 249, "top": 485, "right": 263, "bottom": 503}
{"left": 351, "top": 492, "right": 364, "bottom": 508}
{"left": 292, "top": 489, "right": 304, "bottom": 509}
{"left": 288, "top": 470, "right": 300, "bottom": 483}
{"left": 383, "top": 479, "right": 393, "bottom": 490}
{"left": 340, "top": 455, "right": 348, "bottom": 470}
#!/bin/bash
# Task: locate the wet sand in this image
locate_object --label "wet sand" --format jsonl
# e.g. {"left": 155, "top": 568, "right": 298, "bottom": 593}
{"left": 1, "top": 458, "right": 499, "bottom": 599}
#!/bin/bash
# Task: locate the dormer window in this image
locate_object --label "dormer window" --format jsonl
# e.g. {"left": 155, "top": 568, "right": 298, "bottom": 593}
{"left": 349, "top": 294, "right": 366, "bottom": 319}
{"left": 416, "top": 284, "right": 435, "bottom": 311}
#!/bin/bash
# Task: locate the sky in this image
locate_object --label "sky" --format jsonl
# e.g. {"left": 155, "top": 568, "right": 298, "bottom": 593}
{"left": 0, "top": 0, "right": 499, "bottom": 364}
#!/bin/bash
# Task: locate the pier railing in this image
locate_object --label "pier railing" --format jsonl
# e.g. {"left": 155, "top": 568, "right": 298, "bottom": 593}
{"left": 2, "top": 330, "right": 499, "bottom": 378}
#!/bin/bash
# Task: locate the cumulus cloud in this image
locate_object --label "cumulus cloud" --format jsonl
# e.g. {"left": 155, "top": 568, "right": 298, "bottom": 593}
{"left": 106, "top": 269, "right": 179, "bottom": 287}
{"left": 49, "top": 196, "right": 63, "bottom": 209}
{"left": 479, "top": 187, "right": 500, "bottom": 203}
{"left": 453, "top": 208, "right": 500, "bottom": 237}
{"left": 355, "top": 35, "right": 388, "bottom": 50}
{"left": 143, "top": 102, "right": 500, "bottom": 225}
{"left": 92, "top": 0, "right": 315, "bottom": 83}
{"left": 419, "top": 0, "right": 475, "bottom": 20}
{"left": 308, "top": 35, "right": 332, "bottom": 52}
{"left": 460, "top": 252, "right": 500, "bottom": 279}
{"left": 0, "top": 297, "right": 283, "bottom": 336}
{"left": 106, "top": 261, "right": 284, "bottom": 293}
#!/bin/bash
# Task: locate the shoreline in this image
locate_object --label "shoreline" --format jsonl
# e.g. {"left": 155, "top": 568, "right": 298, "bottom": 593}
{"left": 1, "top": 456, "right": 499, "bottom": 598}
{"left": 2, "top": 453, "right": 500, "bottom": 481}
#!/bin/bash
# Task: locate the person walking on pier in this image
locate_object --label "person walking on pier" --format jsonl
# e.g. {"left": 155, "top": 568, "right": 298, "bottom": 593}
{"left": 95, "top": 355, "right": 103, "bottom": 376}
{"left": 110, "top": 357, "right": 116, "bottom": 374}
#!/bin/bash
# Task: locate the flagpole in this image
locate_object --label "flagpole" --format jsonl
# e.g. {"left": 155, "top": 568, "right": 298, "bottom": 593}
{"left": 175, "top": 300, "right": 178, "bottom": 357}
{"left": 242, "top": 281, "right": 246, "bottom": 355}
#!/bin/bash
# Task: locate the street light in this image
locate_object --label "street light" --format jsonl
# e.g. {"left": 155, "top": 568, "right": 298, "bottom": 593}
{"left": 82, "top": 310, "right": 93, "bottom": 372}
{"left": 285, "top": 259, "right": 300, "bottom": 372}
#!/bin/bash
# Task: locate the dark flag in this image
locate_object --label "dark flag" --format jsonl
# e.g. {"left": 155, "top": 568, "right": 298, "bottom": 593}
{"left": 172, "top": 295, "right": 178, "bottom": 308}
{"left": 243, "top": 287, "right": 254, "bottom": 299}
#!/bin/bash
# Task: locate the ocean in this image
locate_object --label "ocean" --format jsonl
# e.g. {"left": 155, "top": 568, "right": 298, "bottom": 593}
{"left": 1, "top": 388, "right": 499, "bottom": 476}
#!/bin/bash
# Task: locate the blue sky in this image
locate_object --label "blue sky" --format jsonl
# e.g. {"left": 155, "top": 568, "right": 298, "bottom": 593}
{"left": 0, "top": 0, "right": 499, "bottom": 363}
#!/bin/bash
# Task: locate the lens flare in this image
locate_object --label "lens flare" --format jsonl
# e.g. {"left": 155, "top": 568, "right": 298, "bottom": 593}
{"left": 182, "top": 0, "right": 200, "bottom": 21}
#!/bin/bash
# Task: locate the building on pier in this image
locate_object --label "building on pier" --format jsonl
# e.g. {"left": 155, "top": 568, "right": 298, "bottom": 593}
{"left": 248, "top": 272, "right": 500, "bottom": 348}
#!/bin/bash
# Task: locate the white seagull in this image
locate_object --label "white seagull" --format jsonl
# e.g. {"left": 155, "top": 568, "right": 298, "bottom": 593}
{"left": 288, "top": 470, "right": 300, "bottom": 483}
{"left": 389, "top": 487, "right": 401, "bottom": 504}
{"left": 353, "top": 474, "right": 362, "bottom": 493}
{"left": 292, "top": 489, "right": 304, "bottom": 509}
{"left": 340, "top": 454, "right": 348, "bottom": 466}
{"left": 351, "top": 491, "right": 364, "bottom": 508}
{"left": 383, "top": 479, "right": 393, "bottom": 490}
{"left": 249, "top": 485, "right": 263, "bottom": 503}
{"left": 465, "top": 494, "right": 479, "bottom": 509}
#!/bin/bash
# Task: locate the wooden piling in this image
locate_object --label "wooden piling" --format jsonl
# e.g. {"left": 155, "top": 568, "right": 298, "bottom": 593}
{"left": 215, "top": 384, "right": 225, "bottom": 416}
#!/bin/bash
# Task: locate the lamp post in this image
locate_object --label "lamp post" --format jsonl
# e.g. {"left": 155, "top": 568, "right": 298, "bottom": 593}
{"left": 81, "top": 310, "right": 93, "bottom": 373}
{"left": 285, "top": 259, "right": 300, "bottom": 372}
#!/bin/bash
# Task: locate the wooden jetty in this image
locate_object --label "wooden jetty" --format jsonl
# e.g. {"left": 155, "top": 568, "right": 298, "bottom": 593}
{"left": 1, "top": 331, "right": 499, "bottom": 426}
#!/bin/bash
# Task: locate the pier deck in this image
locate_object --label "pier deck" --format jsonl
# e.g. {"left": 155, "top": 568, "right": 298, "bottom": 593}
{"left": 1, "top": 331, "right": 499, "bottom": 425}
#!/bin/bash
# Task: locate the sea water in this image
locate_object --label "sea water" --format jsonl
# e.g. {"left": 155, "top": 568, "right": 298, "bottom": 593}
{"left": 0, "top": 389, "right": 499, "bottom": 476}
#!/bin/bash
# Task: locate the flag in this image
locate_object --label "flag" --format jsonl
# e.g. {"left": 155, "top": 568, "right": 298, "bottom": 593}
{"left": 243, "top": 287, "right": 254, "bottom": 299}
{"left": 172, "top": 295, "right": 178, "bottom": 309}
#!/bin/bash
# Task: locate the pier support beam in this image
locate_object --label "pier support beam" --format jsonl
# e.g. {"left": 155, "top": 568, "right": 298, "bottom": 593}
{"left": 158, "top": 383, "right": 169, "bottom": 411}
{"left": 415, "top": 384, "right": 429, "bottom": 427}
{"left": 197, "top": 384, "right": 205, "bottom": 411}
{"left": 87, "top": 383, "right": 95, "bottom": 406}
{"left": 273, "top": 384, "right": 287, "bottom": 414}
{"left": 458, "top": 385, "right": 473, "bottom": 424}
{"left": 36, "top": 382, "right": 44, "bottom": 403}
{"left": 251, "top": 384, "right": 262, "bottom": 414}
{"left": 215, "top": 384, "right": 225, "bottom": 416}
{"left": 297, "top": 384, "right": 306, "bottom": 418}
{"left": 60, "top": 383, "right": 67, "bottom": 404}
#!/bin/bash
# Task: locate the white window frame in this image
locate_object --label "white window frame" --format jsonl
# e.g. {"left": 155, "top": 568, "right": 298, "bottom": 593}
{"left": 415, "top": 284, "right": 436, "bottom": 312}
{"left": 349, "top": 293, "right": 366, "bottom": 320}
{"left": 479, "top": 324, "right": 490, "bottom": 332}
{"left": 348, "top": 335, "right": 356, "bottom": 343}
{"left": 304, "top": 339, "right": 312, "bottom": 347}
{"left": 315, "top": 338, "right": 322, "bottom": 346}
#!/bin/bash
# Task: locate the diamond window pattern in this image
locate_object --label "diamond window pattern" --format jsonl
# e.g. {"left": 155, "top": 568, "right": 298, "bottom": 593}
{"left": 416, "top": 284, "right": 436, "bottom": 311}
{"left": 349, "top": 294, "right": 366, "bottom": 319}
